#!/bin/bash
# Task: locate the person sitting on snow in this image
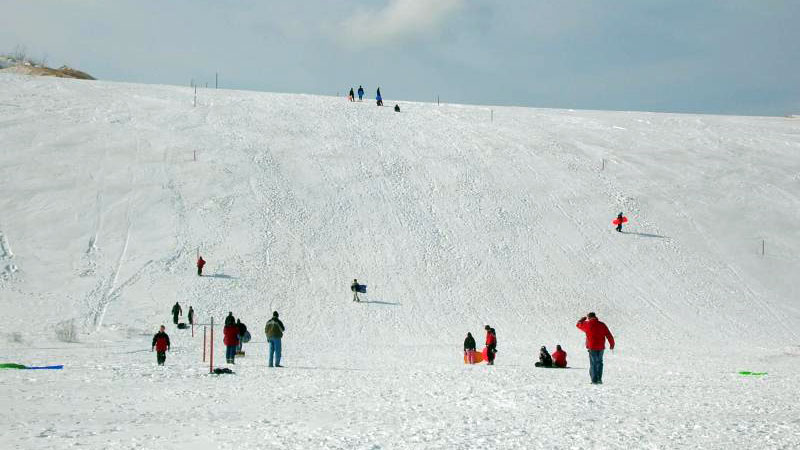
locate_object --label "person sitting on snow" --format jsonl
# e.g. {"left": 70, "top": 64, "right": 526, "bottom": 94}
{"left": 552, "top": 344, "right": 567, "bottom": 368}
{"left": 535, "top": 346, "right": 553, "bottom": 367}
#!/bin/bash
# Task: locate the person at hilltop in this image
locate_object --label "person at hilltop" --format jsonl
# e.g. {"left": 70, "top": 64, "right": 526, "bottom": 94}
{"left": 394, "top": 104, "right": 400, "bottom": 112}
{"left": 357, "top": 85, "right": 364, "bottom": 101}
{"left": 236, "top": 318, "right": 248, "bottom": 356}
{"left": 552, "top": 344, "right": 568, "bottom": 368}
{"left": 485, "top": 325, "right": 497, "bottom": 365}
{"left": 464, "top": 332, "right": 477, "bottom": 364}
{"left": 187, "top": 306, "right": 194, "bottom": 326}
{"left": 535, "top": 346, "right": 553, "bottom": 367}
{"left": 171, "top": 302, "right": 182, "bottom": 325}
{"left": 223, "top": 320, "right": 240, "bottom": 364}
{"left": 265, "top": 311, "right": 286, "bottom": 368}
{"left": 376, "top": 87, "right": 383, "bottom": 106}
{"left": 151, "top": 325, "right": 171, "bottom": 366}
{"left": 197, "top": 256, "right": 206, "bottom": 276}
{"left": 576, "top": 312, "right": 615, "bottom": 384}
{"left": 225, "top": 311, "right": 236, "bottom": 327}
{"left": 348, "top": 87, "right": 355, "bottom": 102}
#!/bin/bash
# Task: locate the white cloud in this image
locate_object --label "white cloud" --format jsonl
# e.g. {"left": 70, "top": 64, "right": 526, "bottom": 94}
{"left": 341, "top": 0, "right": 465, "bottom": 48}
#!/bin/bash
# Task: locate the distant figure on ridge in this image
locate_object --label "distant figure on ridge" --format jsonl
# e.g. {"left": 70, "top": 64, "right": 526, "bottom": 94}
{"left": 535, "top": 346, "right": 553, "bottom": 367}
{"left": 376, "top": 87, "right": 383, "bottom": 106}
{"left": 151, "top": 325, "right": 171, "bottom": 366}
{"left": 265, "top": 311, "right": 286, "bottom": 368}
{"left": 348, "top": 87, "right": 355, "bottom": 102}
{"left": 394, "top": 104, "right": 400, "bottom": 112}
{"left": 464, "top": 332, "right": 477, "bottom": 364}
{"left": 197, "top": 256, "right": 206, "bottom": 276}
{"left": 357, "top": 85, "right": 364, "bottom": 101}
{"left": 171, "top": 302, "right": 182, "bottom": 325}
{"left": 576, "top": 312, "right": 615, "bottom": 384}
{"left": 613, "top": 212, "right": 627, "bottom": 233}
{"left": 552, "top": 344, "right": 567, "bottom": 368}
{"left": 485, "top": 325, "right": 497, "bottom": 365}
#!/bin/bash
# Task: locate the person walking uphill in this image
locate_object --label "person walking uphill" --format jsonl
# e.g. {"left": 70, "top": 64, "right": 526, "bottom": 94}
{"left": 151, "top": 325, "right": 170, "bottom": 366}
{"left": 485, "top": 325, "right": 497, "bottom": 365}
{"left": 223, "top": 321, "right": 240, "bottom": 364}
{"left": 357, "top": 85, "right": 364, "bottom": 101}
{"left": 576, "top": 312, "right": 615, "bottom": 384}
{"left": 376, "top": 87, "right": 383, "bottom": 106}
{"left": 187, "top": 306, "right": 194, "bottom": 326}
{"left": 265, "top": 311, "right": 285, "bottom": 367}
{"left": 348, "top": 87, "right": 355, "bottom": 102}
{"left": 197, "top": 256, "right": 206, "bottom": 276}
{"left": 464, "top": 332, "right": 477, "bottom": 364}
{"left": 171, "top": 302, "right": 182, "bottom": 325}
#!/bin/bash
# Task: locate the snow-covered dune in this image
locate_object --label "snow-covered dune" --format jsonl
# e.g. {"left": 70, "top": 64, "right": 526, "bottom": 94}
{"left": 1, "top": 74, "right": 799, "bottom": 449}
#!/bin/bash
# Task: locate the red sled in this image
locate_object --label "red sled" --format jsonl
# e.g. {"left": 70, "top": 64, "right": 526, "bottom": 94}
{"left": 612, "top": 217, "right": 628, "bottom": 225}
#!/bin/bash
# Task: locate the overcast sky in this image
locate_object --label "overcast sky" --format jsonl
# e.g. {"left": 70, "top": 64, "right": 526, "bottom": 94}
{"left": 2, "top": 0, "right": 798, "bottom": 116}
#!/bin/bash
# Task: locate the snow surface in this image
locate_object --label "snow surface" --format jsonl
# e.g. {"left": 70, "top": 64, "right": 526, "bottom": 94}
{"left": 1, "top": 73, "right": 799, "bottom": 449}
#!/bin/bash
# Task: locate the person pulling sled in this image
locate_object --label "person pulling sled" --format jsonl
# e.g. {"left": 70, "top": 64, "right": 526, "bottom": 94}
{"left": 613, "top": 212, "right": 627, "bottom": 232}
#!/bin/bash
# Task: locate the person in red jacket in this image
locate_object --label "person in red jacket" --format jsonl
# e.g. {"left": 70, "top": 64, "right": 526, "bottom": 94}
{"left": 485, "top": 325, "right": 497, "bottom": 365}
{"left": 197, "top": 256, "right": 206, "bottom": 276}
{"left": 552, "top": 344, "right": 567, "bottom": 368}
{"left": 223, "top": 322, "right": 240, "bottom": 364}
{"left": 151, "top": 325, "right": 171, "bottom": 366}
{"left": 576, "top": 312, "right": 615, "bottom": 384}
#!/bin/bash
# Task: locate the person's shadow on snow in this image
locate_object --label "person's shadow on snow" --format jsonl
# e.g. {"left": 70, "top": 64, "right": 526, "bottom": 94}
{"left": 207, "top": 273, "right": 237, "bottom": 279}
{"left": 620, "top": 231, "right": 669, "bottom": 239}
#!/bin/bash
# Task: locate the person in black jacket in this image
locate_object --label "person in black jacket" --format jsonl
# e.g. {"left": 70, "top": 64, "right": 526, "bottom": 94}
{"left": 187, "top": 306, "right": 194, "bottom": 325}
{"left": 464, "top": 332, "right": 477, "bottom": 363}
{"left": 236, "top": 319, "right": 248, "bottom": 355}
{"left": 535, "top": 346, "right": 553, "bottom": 367}
{"left": 171, "top": 302, "right": 182, "bottom": 325}
{"left": 351, "top": 279, "right": 361, "bottom": 302}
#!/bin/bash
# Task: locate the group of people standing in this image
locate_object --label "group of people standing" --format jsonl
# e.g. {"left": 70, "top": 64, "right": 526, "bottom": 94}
{"left": 347, "top": 85, "right": 400, "bottom": 111}
{"left": 462, "top": 312, "right": 614, "bottom": 384}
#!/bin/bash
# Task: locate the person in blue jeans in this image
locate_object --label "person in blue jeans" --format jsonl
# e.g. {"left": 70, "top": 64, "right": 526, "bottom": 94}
{"left": 264, "top": 311, "right": 285, "bottom": 367}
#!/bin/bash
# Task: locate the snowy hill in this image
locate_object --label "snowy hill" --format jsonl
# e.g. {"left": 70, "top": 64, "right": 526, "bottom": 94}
{"left": 1, "top": 74, "right": 799, "bottom": 449}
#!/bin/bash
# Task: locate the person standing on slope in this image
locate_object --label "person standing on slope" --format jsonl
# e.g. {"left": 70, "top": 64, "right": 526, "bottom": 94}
{"left": 187, "top": 306, "right": 194, "bottom": 326}
{"left": 464, "top": 332, "right": 477, "bottom": 364}
{"left": 223, "top": 320, "right": 240, "bottom": 364}
{"left": 151, "top": 325, "right": 171, "bottom": 366}
{"left": 197, "top": 256, "right": 206, "bottom": 276}
{"left": 225, "top": 311, "right": 236, "bottom": 327}
{"left": 171, "top": 302, "right": 182, "bottom": 325}
{"left": 376, "top": 87, "right": 383, "bottom": 106}
{"left": 552, "top": 344, "right": 568, "bottom": 368}
{"left": 576, "top": 312, "right": 615, "bottom": 384}
{"left": 615, "top": 212, "right": 625, "bottom": 233}
{"left": 535, "top": 346, "right": 553, "bottom": 367}
{"left": 236, "top": 318, "right": 248, "bottom": 355}
{"left": 351, "top": 279, "right": 361, "bottom": 302}
{"left": 485, "top": 325, "right": 497, "bottom": 365}
{"left": 357, "top": 85, "right": 364, "bottom": 101}
{"left": 265, "top": 311, "right": 286, "bottom": 368}
{"left": 348, "top": 87, "right": 355, "bottom": 102}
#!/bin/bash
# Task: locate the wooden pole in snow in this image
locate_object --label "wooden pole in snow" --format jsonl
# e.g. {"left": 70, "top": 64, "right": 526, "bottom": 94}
{"left": 209, "top": 317, "right": 214, "bottom": 373}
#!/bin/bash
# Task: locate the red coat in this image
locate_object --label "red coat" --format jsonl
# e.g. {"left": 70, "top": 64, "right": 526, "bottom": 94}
{"left": 552, "top": 349, "right": 567, "bottom": 367}
{"left": 576, "top": 318, "right": 615, "bottom": 350}
{"left": 223, "top": 325, "right": 240, "bottom": 346}
{"left": 485, "top": 332, "right": 496, "bottom": 347}
{"left": 197, "top": 258, "right": 206, "bottom": 268}
{"left": 152, "top": 332, "right": 170, "bottom": 352}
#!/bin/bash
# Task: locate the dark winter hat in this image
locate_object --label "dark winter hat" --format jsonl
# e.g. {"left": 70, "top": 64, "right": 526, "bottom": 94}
{"left": 467, "top": 332, "right": 472, "bottom": 337}
{"left": 273, "top": 311, "right": 279, "bottom": 317}
{"left": 557, "top": 345, "right": 562, "bottom": 350}
{"left": 587, "top": 312, "right": 596, "bottom": 318}
{"left": 484, "top": 325, "right": 491, "bottom": 330}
